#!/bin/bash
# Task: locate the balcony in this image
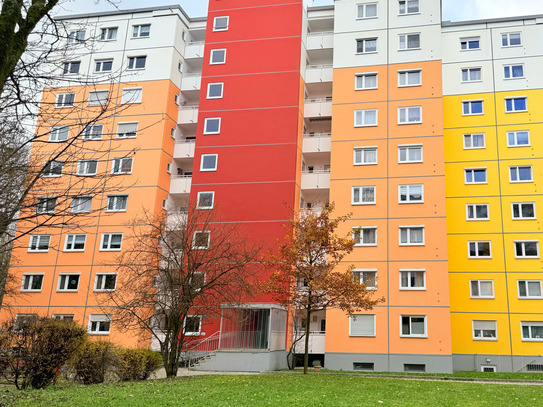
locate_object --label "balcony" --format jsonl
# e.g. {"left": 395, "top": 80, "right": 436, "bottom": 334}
{"left": 302, "top": 133, "right": 331, "bottom": 154}
{"left": 165, "top": 209, "right": 188, "bottom": 230}
{"left": 294, "top": 331, "right": 325, "bottom": 354}
{"left": 180, "top": 73, "right": 201, "bottom": 92}
{"left": 305, "top": 65, "right": 333, "bottom": 84}
{"left": 169, "top": 175, "right": 192, "bottom": 197}
{"left": 178, "top": 106, "right": 199, "bottom": 125}
{"left": 174, "top": 140, "right": 195, "bottom": 159}
{"left": 301, "top": 170, "right": 330, "bottom": 191}
{"left": 306, "top": 32, "right": 333, "bottom": 50}
{"left": 184, "top": 41, "right": 205, "bottom": 59}
{"left": 304, "top": 97, "right": 332, "bottom": 118}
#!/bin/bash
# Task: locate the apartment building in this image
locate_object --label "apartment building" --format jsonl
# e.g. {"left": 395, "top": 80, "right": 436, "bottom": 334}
{"left": 2, "top": 0, "right": 543, "bottom": 373}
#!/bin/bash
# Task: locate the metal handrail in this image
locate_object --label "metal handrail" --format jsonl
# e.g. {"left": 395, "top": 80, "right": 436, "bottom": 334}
{"left": 182, "top": 331, "right": 221, "bottom": 368}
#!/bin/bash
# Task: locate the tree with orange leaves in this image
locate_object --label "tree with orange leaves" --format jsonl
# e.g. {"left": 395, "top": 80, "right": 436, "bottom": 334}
{"left": 262, "top": 203, "right": 383, "bottom": 374}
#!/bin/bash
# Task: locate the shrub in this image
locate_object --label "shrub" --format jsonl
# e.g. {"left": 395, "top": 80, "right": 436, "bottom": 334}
{"left": 71, "top": 341, "right": 118, "bottom": 384}
{"left": 117, "top": 348, "right": 162, "bottom": 381}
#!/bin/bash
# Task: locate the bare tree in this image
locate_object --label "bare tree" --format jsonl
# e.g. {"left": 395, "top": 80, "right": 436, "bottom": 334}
{"left": 102, "top": 207, "right": 261, "bottom": 378}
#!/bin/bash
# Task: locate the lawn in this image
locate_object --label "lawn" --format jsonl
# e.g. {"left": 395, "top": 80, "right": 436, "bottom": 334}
{"left": 12, "top": 374, "right": 543, "bottom": 407}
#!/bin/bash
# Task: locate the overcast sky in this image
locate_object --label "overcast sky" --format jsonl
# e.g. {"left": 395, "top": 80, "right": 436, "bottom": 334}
{"left": 57, "top": 0, "right": 543, "bottom": 22}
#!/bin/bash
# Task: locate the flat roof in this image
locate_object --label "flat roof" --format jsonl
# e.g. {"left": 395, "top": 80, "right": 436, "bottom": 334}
{"left": 443, "top": 13, "right": 543, "bottom": 27}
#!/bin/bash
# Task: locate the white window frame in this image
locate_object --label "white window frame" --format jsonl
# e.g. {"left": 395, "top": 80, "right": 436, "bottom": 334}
{"left": 106, "top": 195, "right": 128, "bottom": 212}
{"left": 398, "top": 69, "right": 421, "bottom": 87}
{"left": 462, "top": 100, "right": 484, "bottom": 115}
{"left": 212, "top": 16, "right": 229, "bottom": 32}
{"left": 398, "top": 184, "right": 423, "bottom": 204}
{"left": 354, "top": 109, "right": 378, "bottom": 127}
{"left": 398, "top": 107, "right": 422, "bottom": 124}
{"left": 398, "top": 145, "right": 423, "bottom": 163}
{"left": 353, "top": 227, "right": 377, "bottom": 247}
{"left": 399, "top": 225, "right": 425, "bottom": 246}
{"left": 398, "top": 0, "right": 420, "bottom": 15}
{"left": 82, "top": 124, "right": 103, "bottom": 140}
{"left": 206, "top": 82, "right": 223, "bottom": 99}
{"left": 356, "top": 38, "right": 378, "bottom": 54}
{"left": 132, "top": 24, "right": 150, "bottom": 38}
{"left": 200, "top": 154, "right": 218, "bottom": 172}
{"left": 57, "top": 273, "right": 80, "bottom": 292}
{"left": 466, "top": 204, "right": 489, "bottom": 221}
{"left": 63, "top": 61, "right": 80, "bottom": 75}
{"left": 504, "top": 64, "right": 524, "bottom": 79}
{"left": 116, "top": 122, "right": 138, "bottom": 139}
{"left": 28, "top": 235, "right": 51, "bottom": 252}
{"left": 49, "top": 126, "right": 69, "bottom": 142}
{"left": 400, "top": 315, "right": 427, "bottom": 338}
{"left": 399, "top": 269, "right": 426, "bottom": 290}
{"left": 352, "top": 186, "right": 376, "bottom": 205}
{"left": 509, "top": 165, "right": 533, "bottom": 183}
{"left": 70, "top": 196, "right": 92, "bottom": 213}
{"left": 88, "top": 315, "right": 112, "bottom": 335}
{"left": 94, "top": 59, "right": 113, "bottom": 73}
{"left": 100, "top": 233, "right": 123, "bottom": 251}
{"left": 210, "top": 49, "right": 226, "bottom": 65}
{"left": 355, "top": 72, "right": 378, "bottom": 90}
{"left": 111, "top": 157, "right": 133, "bottom": 175}
{"left": 461, "top": 67, "right": 482, "bottom": 83}
{"left": 521, "top": 321, "right": 543, "bottom": 341}
{"left": 21, "top": 274, "right": 44, "bottom": 292}
{"left": 94, "top": 273, "right": 117, "bottom": 292}
{"left": 64, "top": 234, "right": 87, "bottom": 252}
{"left": 349, "top": 314, "right": 376, "bottom": 337}
{"left": 398, "top": 33, "right": 421, "bottom": 51}
{"left": 502, "top": 32, "right": 521, "bottom": 47}
{"left": 507, "top": 131, "right": 530, "bottom": 147}
{"left": 121, "top": 87, "right": 143, "bottom": 104}
{"left": 505, "top": 96, "right": 527, "bottom": 113}
{"left": 36, "top": 196, "right": 56, "bottom": 214}
{"left": 76, "top": 159, "right": 98, "bottom": 176}
{"left": 353, "top": 269, "right": 377, "bottom": 290}
{"left": 511, "top": 202, "right": 536, "bottom": 220}
{"left": 357, "top": 3, "right": 378, "bottom": 19}
{"left": 514, "top": 240, "right": 540, "bottom": 259}
{"left": 67, "top": 29, "right": 86, "bottom": 43}
{"left": 99, "top": 27, "right": 118, "bottom": 41}
{"left": 203, "top": 118, "right": 221, "bottom": 135}
{"left": 468, "top": 241, "right": 492, "bottom": 259}
{"left": 460, "top": 37, "right": 480, "bottom": 50}
{"left": 464, "top": 168, "right": 487, "bottom": 185}
{"left": 192, "top": 231, "right": 211, "bottom": 250}
{"left": 42, "top": 161, "right": 63, "bottom": 177}
{"left": 127, "top": 55, "right": 146, "bottom": 70}
{"left": 196, "top": 191, "right": 215, "bottom": 209}
{"left": 52, "top": 314, "right": 75, "bottom": 321}
{"left": 518, "top": 280, "right": 543, "bottom": 299}
{"left": 353, "top": 147, "right": 377, "bottom": 165}
{"left": 473, "top": 320, "right": 498, "bottom": 341}
{"left": 184, "top": 315, "right": 202, "bottom": 336}
{"left": 470, "top": 279, "right": 494, "bottom": 299}
{"left": 463, "top": 133, "right": 486, "bottom": 149}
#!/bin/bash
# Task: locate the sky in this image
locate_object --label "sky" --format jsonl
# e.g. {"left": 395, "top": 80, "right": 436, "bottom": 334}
{"left": 57, "top": 0, "right": 543, "bottom": 21}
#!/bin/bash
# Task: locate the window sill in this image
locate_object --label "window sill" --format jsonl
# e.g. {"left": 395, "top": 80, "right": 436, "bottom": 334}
{"left": 399, "top": 201, "right": 424, "bottom": 204}
{"left": 88, "top": 332, "right": 111, "bottom": 335}
{"left": 400, "top": 335, "right": 428, "bottom": 339}
{"left": 28, "top": 250, "right": 49, "bottom": 253}
{"left": 462, "top": 113, "right": 485, "bottom": 116}
{"left": 354, "top": 163, "right": 378, "bottom": 166}
{"left": 399, "top": 288, "right": 426, "bottom": 291}
{"left": 466, "top": 219, "right": 490, "bottom": 221}
{"left": 351, "top": 202, "right": 376, "bottom": 206}
{"left": 398, "top": 84, "right": 422, "bottom": 88}
{"left": 355, "top": 51, "right": 378, "bottom": 55}
{"left": 355, "top": 87, "right": 378, "bottom": 91}
{"left": 461, "top": 80, "right": 483, "bottom": 84}
{"left": 398, "top": 48, "right": 421, "bottom": 52}
{"left": 20, "top": 290, "right": 42, "bottom": 293}
{"left": 398, "top": 122, "right": 423, "bottom": 125}
{"left": 473, "top": 338, "right": 498, "bottom": 341}
{"left": 354, "top": 124, "right": 378, "bottom": 128}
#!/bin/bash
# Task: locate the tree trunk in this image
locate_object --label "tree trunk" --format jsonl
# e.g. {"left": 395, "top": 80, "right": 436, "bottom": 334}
{"left": 303, "top": 306, "right": 311, "bottom": 374}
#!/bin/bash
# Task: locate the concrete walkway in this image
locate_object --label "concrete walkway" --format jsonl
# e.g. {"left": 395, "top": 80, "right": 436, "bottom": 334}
{"left": 151, "top": 367, "right": 258, "bottom": 379}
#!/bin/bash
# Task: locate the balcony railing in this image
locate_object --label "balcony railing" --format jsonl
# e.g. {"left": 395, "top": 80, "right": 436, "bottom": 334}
{"left": 169, "top": 175, "right": 192, "bottom": 196}
{"left": 293, "top": 331, "right": 325, "bottom": 354}
{"left": 301, "top": 170, "right": 330, "bottom": 190}
{"left": 184, "top": 41, "right": 205, "bottom": 59}
{"left": 180, "top": 73, "right": 202, "bottom": 91}
{"left": 174, "top": 139, "right": 195, "bottom": 158}
{"left": 306, "top": 32, "right": 334, "bottom": 50}
{"left": 178, "top": 106, "right": 199, "bottom": 124}
{"left": 304, "top": 97, "right": 332, "bottom": 118}
{"left": 305, "top": 64, "right": 333, "bottom": 83}
{"left": 302, "top": 133, "right": 331, "bottom": 153}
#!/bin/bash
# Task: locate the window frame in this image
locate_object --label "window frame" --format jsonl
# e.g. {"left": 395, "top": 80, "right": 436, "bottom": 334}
{"left": 94, "top": 59, "right": 113, "bottom": 73}
{"left": 521, "top": 321, "right": 543, "bottom": 341}
{"left": 203, "top": 118, "right": 221, "bottom": 135}
{"left": 116, "top": 122, "right": 138, "bottom": 139}
{"left": 466, "top": 203, "right": 489, "bottom": 221}
{"left": 518, "top": 280, "right": 543, "bottom": 299}
{"left": 67, "top": 29, "right": 86, "bottom": 43}
{"left": 398, "top": 184, "right": 423, "bottom": 204}
{"left": 36, "top": 196, "right": 57, "bottom": 214}
{"left": 70, "top": 195, "right": 92, "bottom": 213}
{"left": 464, "top": 168, "right": 487, "bottom": 185}
{"left": 470, "top": 279, "right": 495, "bottom": 299}
{"left": 507, "top": 130, "right": 530, "bottom": 147}
{"left": 196, "top": 191, "right": 215, "bottom": 209}
{"left": 460, "top": 37, "right": 480, "bottom": 51}
{"left": 398, "top": 106, "right": 422, "bottom": 125}
{"left": 184, "top": 315, "right": 202, "bottom": 336}
{"left": 82, "top": 124, "right": 104, "bottom": 140}
{"left": 62, "top": 61, "right": 81, "bottom": 75}
{"left": 509, "top": 165, "right": 533, "bottom": 183}
{"left": 357, "top": 2, "right": 378, "bottom": 19}
{"left": 351, "top": 186, "right": 376, "bottom": 205}
{"left": 354, "top": 109, "right": 378, "bottom": 127}
{"left": 132, "top": 24, "right": 151, "bottom": 38}
{"left": 206, "top": 82, "right": 224, "bottom": 99}
{"left": 472, "top": 320, "right": 498, "bottom": 341}
{"left": 21, "top": 274, "right": 44, "bottom": 292}
{"left": 106, "top": 195, "right": 128, "bottom": 212}
{"left": 121, "top": 87, "right": 143, "bottom": 104}
{"left": 28, "top": 235, "right": 51, "bottom": 253}
{"left": 353, "top": 269, "right": 377, "bottom": 290}
{"left": 63, "top": 233, "right": 87, "bottom": 252}
{"left": 192, "top": 231, "right": 211, "bottom": 250}
{"left": 468, "top": 241, "right": 492, "bottom": 259}
{"left": 501, "top": 32, "right": 522, "bottom": 47}
{"left": 127, "top": 55, "right": 147, "bottom": 70}
{"left": 399, "top": 225, "right": 425, "bottom": 246}
{"left": 511, "top": 202, "right": 536, "bottom": 220}
{"left": 353, "top": 147, "right": 377, "bottom": 165}
{"left": 463, "top": 133, "right": 486, "bottom": 149}
{"left": 356, "top": 38, "right": 378, "bottom": 54}
{"left": 504, "top": 64, "right": 524, "bottom": 79}
{"left": 400, "top": 315, "right": 427, "bottom": 338}
{"left": 111, "top": 157, "right": 133, "bottom": 175}
{"left": 94, "top": 273, "right": 117, "bottom": 292}
{"left": 399, "top": 269, "right": 426, "bottom": 291}
{"left": 57, "top": 273, "right": 81, "bottom": 292}
{"left": 76, "top": 159, "right": 98, "bottom": 176}
{"left": 398, "top": 69, "right": 421, "bottom": 87}
{"left": 398, "top": 0, "right": 420, "bottom": 15}
{"left": 355, "top": 72, "right": 378, "bottom": 90}
{"left": 99, "top": 27, "right": 118, "bottom": 41}
{"left": 462, "top": 100, "right": 484, "bottom": 115}
{"left": 461, "top": 67, "right": 482, "bottom": 83}
{"left": 398, "top": 144, "right": 423, "bottom": 163}
{"left": 88, "top": 314, "right": 112, "bottom": 335}
{"left": 349, "top": 314, "right": 376, "bottom": 337}
{"left": 514, "top": 240, "right": 540, "bottom": 259}
{"left": 88, "top": 90, "right": 109, "bottom": 107}
{"left": 353, "top": 227, "right": 378, "bottom": 247}
{"left": 200, "top": 154, "right": 218, "bottom": 172}
{"left": 100, "top": 233, "right": 123, "bottom": 251}
{"left": 49, "top": 126, "right": 69, "bottom": 142}
{"left": 42, "top": 161, "right": 63, "bottom": 178}
{"left": 209, "top": 49, "right": 226, "bottom": 65}
{"left": 212, "top": 16, "right": 229, "bottom": 32}
{"left": 505, "top": 96, "right": 527, "bottom": 113}
{"left": 398, "top": 33, "right": 421, "bottom": 51}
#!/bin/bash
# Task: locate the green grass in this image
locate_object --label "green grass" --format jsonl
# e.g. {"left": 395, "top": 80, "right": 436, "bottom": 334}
{"left": 11, "top": 374, "right": 543, "bottom": 407}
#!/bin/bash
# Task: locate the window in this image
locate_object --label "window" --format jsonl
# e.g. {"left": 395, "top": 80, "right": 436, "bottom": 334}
{"left": 210, "top": 49, "right": 226, "bottom": 65}
{"left": 77, "top": 159, "right": 98, "bottom": 176}
{"left": 213, "top": 16, "right": 229, "bottom": 32}
{"left": 63, "top": 61, "right": 80, "bottom": 74}
{"left": 121, "top": 88, "right": 142, "bottom": 104}
{"left": 357, "top": 3, "right": 377, "bottom": 19}
{"left": 398, "top": 145, "right": 422, "bottom": 163}
{"left": 468, "top": 242, "right": 492, "bottom": 258}
{"left": 132, "top": 24, "right": 150, "bottom": 38}
{"left": 473, "top": 320, "right": 497, "bottom": 340}
{"left": 88, "top": 315, "right": 111, "bottom": 335}
{"left": 57, "top": 274, "right": 80, "bottom": 292}
{"left": 399, "top": 184, "right": 423, "bottom": 203}
{"left": 43, "top": 161, "right": 63, "bottom": 177}
{"left": 465, "top": 168, "right": 487, "bottom": 184}
{"left": 55, "top": 92, "right": 75, "bottom": 108}
{"left": 88, "top": 90, "right": 109, "bottom": 106}
{"left": 507, "top": 131, "right": 530, "bottom": 147}
{"left": 460, "top": 37, "right": 480, "bottom": 50}
{"left": 94, "top": 274, "right": 117, "bottom": 292}
{"left": 206, "top": 83, "right": 223, "bottom": 99}
{"left": 400, "top": 315, "right": 426, "bottom": 337}
{"left": 70, "top": 196, "right": 92, "bottom": 213}
{"left": 502, "top": 32, "right": 521, "bottom": 47}
{"left": 518, "top": 280, "right": 542, "bottom": 298}
{"left": 353, "top": 147, "right": 377, "bottom": 165}
{"left": 462, "top": 67, "right": 481, "bottom": 82}
{"left": 82, "top": 124, "right": 103, "bottom": 140}
{"left": 14, "top": 315, "right": 38, "bottom": 330}
{"left": 399, "top": 269, "right": 425, "bottom": 290}
{"left": 36, "top": 197, "right": 56, "bottom": 214}
{"left": 398, "top": 0, "right": 419, "bottom": 14}
{"left": 203, "top": 118, "right": 221, "bottom": 134}
{"left": 466, "top": 204, "right": 489, "bottom": 220}
{"left": 398, "top": 107, "right": 422, "bottom": 124}
{"left": 469, "top": 280, "right": 494, "bottom": 298}
{"left": 398, "top": 69, "right": 421, "bottom": 87}
{"left": 462, "top": 100, "right": 484, "bottom": 115}
{"left": 21, "top": 274, "right": 44, "bottom": 292}
{"left": 100, "top": 233, "right": 123, "bottom": 251}
{"left": 398, "top": 33, "right": 420, "bottom": 50}
{"left": 127, "top": 56, "right": 146, "bottom": 70}
{"left": 349, "top": 315, "right": 375, "bottom": 336}
{"left": 404, "top": 364, "right": 426, "bottom": 372}
{"left": 196, "top": 191, "right": 214, "bottom": 209}
{"left": 64, "top": 234, "right": 86, "bottom": 251}
{"left": 192, "top": 231, "right": 210, "bottom": 249}
{"left": 68, "top": 29, "right": 85, "bottom": 43}
{"left": 106, "top": 195, "right": 128, "bottom": 212}
{"left": 171, "top": 128, "right": 175, "bottom": 139}
{"left": 505, "top": 97, "right": 527, "bottom": 112}
{"left": 185, "top": 316, "right": 201, "bottom": 335}
{"left": 100, "top": 27, "right": 118, "bottom": 41}
{"left": 353, "top": 270, "right": 377, "bottom": 289}
{"left": 166, "top": 162, "right": 171, "bottom": 174}
{"left": 352, "top": 186, "right": 376, "bottom": 205}
{"left": 463, "top": 133, "right": 485, "bottom": 149}
{"left": 509, "top": 166, "right": 532, "bottom": 182}
{"left": 49, "top": 126, "right": 69, "bottom": 142}
{"left": 354, "top": 109, "right": 378, "bottom": 127}
{"left": 512, "top": 202, "right": 536, "bottom": 219}
{"left": 521, "top": 322, "right": 543, "bottom": 341}
{"left": 200, "top": 154, "right": 217, "bottom": 172}
{"left": 515, "top": 241, "right": 539, "bottom": 258}
{"left": 112, "top": 157, "right": 133, "bottom": 174}
{"left": 356, "top": 38, "right": 377, "bottom": 53}
{"left": 399, "top": 226, "right": 424, "bottom": 246}
{"left": 95, "top": 59, "right": 113, "bottom": 72}
{"left": 116, "top": 122, "right": 138, "bottom": 139}
{"left": 355, "top": 73, "right": 378, "bottom": 90}
{"left": 52, "top": 314, "right": 74, "bottom": 321}
{"left": 29, "top": 235, "right": 51, "bottom": 252}
{"left": 353, "top": 362, "right": 374, "bottom": 371}
{"left": 504, "top": 64, "right": 524, "bottom": 79}
{"left": 353, "top": 227, "right": 377, "bottom": 246}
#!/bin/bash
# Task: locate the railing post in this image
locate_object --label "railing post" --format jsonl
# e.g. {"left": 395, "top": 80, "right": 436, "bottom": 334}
{"left": 218, "top": 309, "right": 223, "bottom": 349}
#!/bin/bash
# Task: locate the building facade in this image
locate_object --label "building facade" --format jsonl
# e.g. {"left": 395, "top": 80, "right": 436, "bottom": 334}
{"left": 2, "top": 0, "right": 543, "bottom": 373}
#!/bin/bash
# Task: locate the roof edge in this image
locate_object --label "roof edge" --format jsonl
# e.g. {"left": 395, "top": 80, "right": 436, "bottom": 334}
{"left": 443, "top": 13, "right": 543, "bottom": 27}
